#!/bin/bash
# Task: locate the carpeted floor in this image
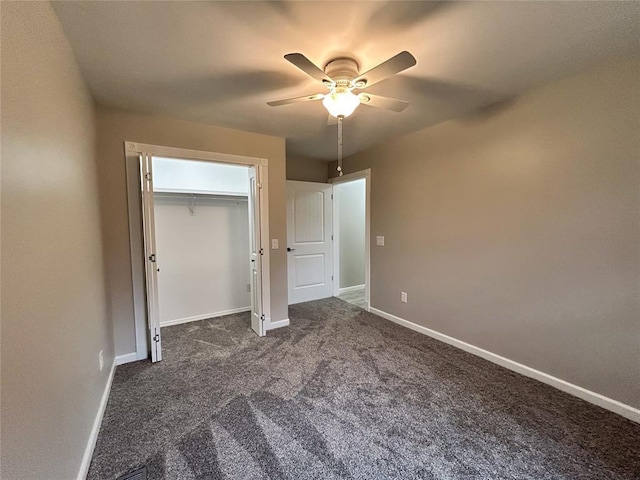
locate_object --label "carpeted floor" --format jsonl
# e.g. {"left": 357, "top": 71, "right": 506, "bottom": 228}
{"left": 88, "top": 298, "right": 640, "bottom": 480}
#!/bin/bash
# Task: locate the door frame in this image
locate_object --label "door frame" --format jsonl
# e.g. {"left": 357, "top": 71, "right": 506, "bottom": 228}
{"left": 124, "top": 141, "right": 271, "bottom": 361}
{"left": 329, "top": 169, "right": 371, "bottom": 311}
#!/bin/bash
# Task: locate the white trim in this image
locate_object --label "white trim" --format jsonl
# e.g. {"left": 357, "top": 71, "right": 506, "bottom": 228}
{"left": 115, "top": 351, "right": 148, "bottom": 366}
{"left": 332, "top": 185, "right": 341, "bottom": 298}
{"left": 329, "top": 169, "right": 371, "bottom": 184}
{"left": 329, "top": 169, "right": 371, "bottom": 311}
{"left": 77, "top": 360, "right": 116, "bottom": 480}
{"left": 115, "top": 352, "right": 139, "bottom": 366}
{"left": 339, "top": 284, "right": 365, "bottom": 295}
{"left": 160, "top": 307, "right": 251, "bottom": 327}
{"left": 369, "top": 307, "right": 640, "bottom": 424}
{"left": 267, "top": 318, "right": 290, "bottom": 330}
{"left": 125, "top": 141, "right": 267, "bottom": 167}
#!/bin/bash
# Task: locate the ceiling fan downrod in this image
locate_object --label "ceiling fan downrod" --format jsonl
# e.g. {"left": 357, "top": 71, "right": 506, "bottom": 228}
{"left": 337, "top": 115, "right": 344, "bottom": 176}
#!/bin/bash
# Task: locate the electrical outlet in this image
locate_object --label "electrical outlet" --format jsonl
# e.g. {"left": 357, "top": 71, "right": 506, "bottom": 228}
{"left": 99, "top": 350, "right": 104, "bottom": 372}
{"left": 272, "top": 238, "right": 279, "bottom": 249}
{"left": 401, "top": 292, "right": 407, "bottom": 303}
{"left": 376, "top": 236, "right": 385, "bottom": 246}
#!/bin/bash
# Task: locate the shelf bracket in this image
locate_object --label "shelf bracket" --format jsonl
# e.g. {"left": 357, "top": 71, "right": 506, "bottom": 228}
{"left": 188, "top": 194, "right": 196, "bottom": 216}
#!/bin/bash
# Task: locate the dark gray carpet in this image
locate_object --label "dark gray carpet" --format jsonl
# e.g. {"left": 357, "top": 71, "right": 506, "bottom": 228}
{"left": 88, "top": 298, "right": 640, "bottom": 480}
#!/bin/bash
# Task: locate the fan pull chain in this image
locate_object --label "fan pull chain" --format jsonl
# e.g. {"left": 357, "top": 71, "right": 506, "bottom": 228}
{"left": 337, "top": 115, "right": 344, "bottom": 176}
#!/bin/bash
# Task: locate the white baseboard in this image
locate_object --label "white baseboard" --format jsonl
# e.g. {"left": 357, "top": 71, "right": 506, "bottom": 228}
{"left": 369, "top": 307, "right": 640, "bottom": 424}
{"left": 160, "top": 307, "right": 251, "bottom": 328}
{"left": 118, "top": 350, "right": 148, "bottom": 365}
{"left": 77, "top": 359, "right": 116, "bottom": 480}
{"left": 115, "top": 352, "right": 139, "bottom": 366}
{"left": 339, "top": 284, "right": 365, "bottom": 295}
{"left": 267, "top": 318, "right": 290, "bottom": 330}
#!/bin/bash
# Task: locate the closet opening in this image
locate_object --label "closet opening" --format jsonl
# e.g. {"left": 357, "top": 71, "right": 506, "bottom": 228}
{"left": 125, "top": 142, "right": 270, "bottom": 363}
{"left": 153, "top": 156, "right": 252, "bottom": 325}
{"left": 330, "top": 170, "right": 371, "bottom": 310}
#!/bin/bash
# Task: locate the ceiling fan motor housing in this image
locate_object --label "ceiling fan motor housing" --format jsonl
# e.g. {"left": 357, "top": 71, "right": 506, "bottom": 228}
{"left": 324, "top": 58, "right": 360, "bottom": 85}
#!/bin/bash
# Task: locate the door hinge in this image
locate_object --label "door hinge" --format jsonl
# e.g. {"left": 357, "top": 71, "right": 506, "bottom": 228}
{"left": 331, "top": 193, "right": 333, "bottom": 200}
{"left": 153, "top": 333, "right": 160, "bottom": 342}
{"left": 144, "top": 173, "right": 152, "bottom": 181}
{"left": 331, "top": 275, "right": 334, "bottom": 281}
{"left": 257, "top": 183, "right": 263, "bottom": 189}
{"left": 259, "top": 248, "right": 264, "bottom": 255}
{"left": 331, "top": 235, "right": 333, "bottom": 241}
{"left": 149, "top": 253, "right": 156, "bottom": 262}
{"left": 260, "top": 314, "right": 265, "bottom": 322}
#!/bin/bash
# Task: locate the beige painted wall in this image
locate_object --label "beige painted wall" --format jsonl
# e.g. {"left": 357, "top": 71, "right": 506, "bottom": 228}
{"left": 96, "top": 107, "right": 287, "bottom": 356}
{"left": 1, "top": 2, "right": 114, "bottom": 478}
{"left": 286, "top": 154, "right": 329, "bottom": 183}
{"left": 337, "top": 57, "right": 640, "bottom": 408}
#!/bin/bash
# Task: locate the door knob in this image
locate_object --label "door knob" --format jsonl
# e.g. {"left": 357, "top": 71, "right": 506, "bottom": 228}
{"left": 287, "top": 247, "right": 296, "bottom": 252}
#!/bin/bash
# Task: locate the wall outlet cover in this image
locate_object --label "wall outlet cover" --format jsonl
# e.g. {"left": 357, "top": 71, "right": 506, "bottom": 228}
{"left": 376, "top": 236, "right": 385, "bottom": 246}
{"left": 401, "top": 292, "right": 408, "bottom": 303}
{"left": 99, "top": 350, "right": 104, "bottom": 371}
{"left": 272, "top": 238, "right": 279, "bottom": 249}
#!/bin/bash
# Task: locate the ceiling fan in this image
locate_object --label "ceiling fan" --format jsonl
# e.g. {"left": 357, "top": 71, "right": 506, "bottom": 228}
{"left": 267, "top": 51, "right": 417, "bottom": 119}
{"left": 268, "top": 51, "right": 416, "bottom": 175}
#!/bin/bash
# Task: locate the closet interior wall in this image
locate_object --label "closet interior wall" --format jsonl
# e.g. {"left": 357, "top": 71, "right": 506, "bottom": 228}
{"left": 336, "top": 179, "right": 366, "bottom": 290}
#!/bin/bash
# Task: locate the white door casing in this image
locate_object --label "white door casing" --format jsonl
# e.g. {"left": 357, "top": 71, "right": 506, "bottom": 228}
{"left": 248, "top": 166, "right": 265, "bottom": 336}
{"left": 286, "top": 181, "right": 334, "bottom": 304}
{"left": 140, "top": 153, "right": 162, "bottom": 362}
{"left": 126, "top": 141, "right": 271, "bottom": 364}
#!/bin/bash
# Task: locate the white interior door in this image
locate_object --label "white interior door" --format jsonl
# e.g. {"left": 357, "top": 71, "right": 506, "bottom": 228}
{"left": 286, "top": 181, "right": 333, "bottom": 304}
{"left": 141, "top": 153, "right": 162, "bottom": 362}
{"left": 248, "top": 166, "right": 265, "bottom": 336}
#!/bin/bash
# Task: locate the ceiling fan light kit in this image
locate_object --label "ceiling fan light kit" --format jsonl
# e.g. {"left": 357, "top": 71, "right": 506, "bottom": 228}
{"left": 322, "top": 86, "right": 360, "bottom": 118}
{"left": 268, "top": 51, "right": 416, "bottom": 174}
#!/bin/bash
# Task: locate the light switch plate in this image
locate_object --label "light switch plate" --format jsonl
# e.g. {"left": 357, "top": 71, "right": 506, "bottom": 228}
{"left": 271, "top": 239, "right": 279, "bottom": 249}
{"left": 376, "top": 236, "right": 385, "bottom": 246}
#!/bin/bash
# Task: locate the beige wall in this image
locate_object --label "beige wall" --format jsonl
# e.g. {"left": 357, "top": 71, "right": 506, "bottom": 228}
{"left": 337, "top": 57, "right": 640, "bottom": 408}
{"left": 96, "top": 107, "right": 287, "bottom": 356}
{"left": 1, "top": 2, "right": 114, "bottom": 478}
{"left": 286, "top": 154, "right": 329, "bottom": 183}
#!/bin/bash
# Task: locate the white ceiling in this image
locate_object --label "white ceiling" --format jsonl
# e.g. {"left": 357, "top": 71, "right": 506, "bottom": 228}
{"left": 52, "top": 1, "right": 639, "bottom": 160}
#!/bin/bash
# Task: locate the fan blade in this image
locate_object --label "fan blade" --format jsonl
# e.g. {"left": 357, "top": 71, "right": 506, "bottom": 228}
{"left": 327, "top": 115, "right": 338, "bottom": 126}
{"left": 352, "top": 51, "right": 416, "bottom": 88}
{"left": 267, "top": 93, "right": 325, "bottom": 107}
{"left": 284, "top": 53, "right": 335, "bottom": 86}
{"left": 358, "top": 93, "right": 409, "bottom": 112}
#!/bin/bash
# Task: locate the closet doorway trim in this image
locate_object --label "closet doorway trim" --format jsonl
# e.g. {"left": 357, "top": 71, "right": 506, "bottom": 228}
{"left": 124, "top": 141, "right": 271, "bottom": 362}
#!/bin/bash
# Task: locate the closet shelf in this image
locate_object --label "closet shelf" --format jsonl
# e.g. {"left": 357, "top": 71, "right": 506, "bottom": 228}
{"left": 153, "top": 188, "right": 248, "bottom": 202}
